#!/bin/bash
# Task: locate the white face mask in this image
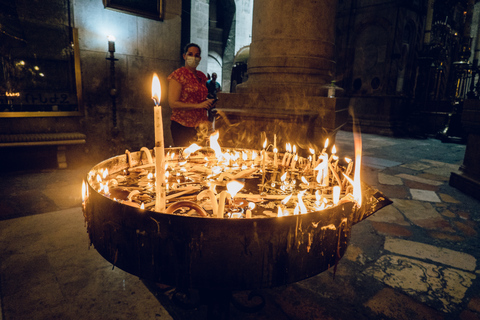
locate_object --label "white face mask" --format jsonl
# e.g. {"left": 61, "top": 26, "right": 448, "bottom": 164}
{"left": 186, "top": 56, "right": 200, "bottom": 68}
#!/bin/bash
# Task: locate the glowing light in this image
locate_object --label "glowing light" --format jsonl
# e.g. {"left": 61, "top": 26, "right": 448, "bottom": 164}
{"left": 151, "top": 73, "right": 161, "bottom": 105}
{"left": 281, "top": 194, "right": 292, "bottom": 205}
{"left": 183, "top": 143, "right": 202, "bottom": 158}
{"left": 226, "top": 180, "right": 244, "bottom": 198}
{"left": 297, "top": 190, "right": 307, "bottom": 214}
{"left": 82, "top": 180, "right": 87, "bottom": 202}
{"left": 353, "top": 130, "right": 362, "bottom": 206}
{"left": 210, "top": 131, "right": 224, "bottom": 160}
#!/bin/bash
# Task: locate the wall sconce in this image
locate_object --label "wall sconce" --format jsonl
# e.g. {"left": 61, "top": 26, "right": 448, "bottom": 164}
{"left": 107, "top": 35, "right": 116, "bottom": 53}
{"left": 106, "top": 35, "right": 118, "bottom": 130}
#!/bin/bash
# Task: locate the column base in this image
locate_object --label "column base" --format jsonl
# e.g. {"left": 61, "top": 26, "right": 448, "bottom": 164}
{"left": 215, "top": 93, "right": 349, "bottom": 152}
{"left": 449, "top": 172, "right": 480, "bottom": 201}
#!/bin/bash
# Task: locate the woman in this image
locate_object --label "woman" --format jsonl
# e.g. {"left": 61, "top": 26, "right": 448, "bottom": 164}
{"left": 168, "top": 43, "right": 215, "bottom": 147}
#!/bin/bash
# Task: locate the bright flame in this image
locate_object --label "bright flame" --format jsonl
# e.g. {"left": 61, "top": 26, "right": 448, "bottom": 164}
{"left": 292, "top": 145, "right": 296, "bottom": 154}
{"left": 324, "top": 138, "right": 329, "bottom": 150}
{"left": 82, "top": 180, "right": 87, "bottom": 202}
{"left": 263, "top": 139, "right": 267, "bottom": 149}
{"left": 140, "top": 203, "right": 145, "bottom": 209}
{"left": 248, "top": 202, "right": 256, "bottom": 210}
{"left": 301, "top": 176, "right": 309, "bottom": 186}
{"left": 183, "top": 143, "right": 202, "bottom": 158}
{"left": 297, "top": 190, "right": 307, "bottom": 214}
{"left": 353, "top": 130, "right": 362, "bottom": 206}
{"left": 277, "top": 206, "right": 283, "bottom": 217}
{"left": 332, "top": 145, "right": 336, "bottom": 154}
{"left": 209, "top": 131, "right": 224, "bottom": 160}
{"left": 226, "top": 180, "right": 244, "bottom": 198}
{"left": 152, "top": 73, "right": 161, "bottom": 105}
{"left": 309, "top": 148, "right": 315, "bottom": 155}
{"left": 315, "top": 154, "right": 328, "bottom": 184}
{"left": 281, "top": 194, "right": 292, "bottom": 205}
{"left": 280, "top": 172, "right": 287, "bottom": 183}
{"left": 286, "top": 143, "right": 291, "bottom": 153}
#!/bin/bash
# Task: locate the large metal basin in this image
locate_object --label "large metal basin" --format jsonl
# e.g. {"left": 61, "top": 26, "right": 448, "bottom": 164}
{"left": 83, "top": 149, "right": 391, "bottom": 291}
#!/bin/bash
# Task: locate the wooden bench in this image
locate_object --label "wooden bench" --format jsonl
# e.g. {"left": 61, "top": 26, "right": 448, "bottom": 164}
{"left": 0, "top": 132, "right": 86, "bottom": 168}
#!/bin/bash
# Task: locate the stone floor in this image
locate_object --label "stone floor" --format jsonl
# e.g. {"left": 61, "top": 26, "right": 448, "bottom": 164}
{"left": 1, "top": 130, "right": 479, "bottom": 320}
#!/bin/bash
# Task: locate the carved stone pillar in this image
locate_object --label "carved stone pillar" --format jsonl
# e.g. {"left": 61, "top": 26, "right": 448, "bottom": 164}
{"left": 449, "top": 100, "right": 480, "bottom": 200}
{"left": 216, "top": 0, "right": 347, "bottom": 152}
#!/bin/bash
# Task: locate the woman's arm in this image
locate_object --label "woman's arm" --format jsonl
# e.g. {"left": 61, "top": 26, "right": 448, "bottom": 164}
{"left": 168, "top": 79, "right": 214, "bottom": 110}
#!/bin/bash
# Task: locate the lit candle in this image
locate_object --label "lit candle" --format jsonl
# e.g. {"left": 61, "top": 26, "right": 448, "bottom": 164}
{"left": 282, "top": 143, "right": 291, "bottom": 167}
{"left": 273, "top": 147, "right": 278, "bottom": 168}
{"left": 152, "top": 73, "right": 166, "bottom": 212}
{"left": 309, "top": 148, "right": 315, "bottom": 167}
{"left": 217, "top": 180, "right": 245, "bottom": 218}
{"left": 290, "top": 153, "right": 298, "bottom": 170}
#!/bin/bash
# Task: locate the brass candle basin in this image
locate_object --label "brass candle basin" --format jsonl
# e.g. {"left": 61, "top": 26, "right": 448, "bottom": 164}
{"left": 83, "top": 148, "right": 391, "bottom": 292}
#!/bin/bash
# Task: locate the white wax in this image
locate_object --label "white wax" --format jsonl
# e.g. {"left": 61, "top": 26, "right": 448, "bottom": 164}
{"left": 154, "top": 106, "right": 166, "bottom": 212}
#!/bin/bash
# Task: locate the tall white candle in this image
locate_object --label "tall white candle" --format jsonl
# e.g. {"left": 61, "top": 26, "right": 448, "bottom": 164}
{"left": 152, "top": 74, "right": 166, "bottom": 212}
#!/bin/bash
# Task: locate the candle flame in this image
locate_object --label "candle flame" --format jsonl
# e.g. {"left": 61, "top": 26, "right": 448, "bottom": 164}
{"left": 353, "top": 130, "right": 362, "bottom": 207}
{"left": 82, "top": 180, "right": 87, "bottom": 202}
{"left": 286, "top": 143, "right": 291, "bottom": 153}
{"left": 309, "top": 148, "right": 315, "bottom": 155}
{"left": 140, "top": 203, "right": 145, "bottom": 209}
{"left": 183, "top": 143, "right": 202, "bottom": 158}
{"left": 263, "top": 139, "right": 267, "bottom": 149}
{"left": 209, "top": 131, "right": 224, "bottom": 160}
{"left": 332, "top": 145, "right": 336, "bottom": 154}
{"left": 297, "top": 190, "right": 307, "bottom": 214}
{"left": 226, "top": 180, "right": 244, "bottom": 198}
{"left": 324, "top": 138, "right": 329, "bottom": 149}
{"left": 151, "top": 73, "right": 161, "bottom": 105}
{"left": 292, "top": 145, "right": 296, "bottom": 154}
{"left": 281, "top": 194, "right": 292, "bottom": 205}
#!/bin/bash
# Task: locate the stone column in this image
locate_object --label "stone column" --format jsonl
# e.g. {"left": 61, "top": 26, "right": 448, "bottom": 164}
{"left": 217, "top": 0, "right": 347, "bottom": 151}
{"left": 237, "top": 0, "right": 337, "bottom": 96}
{"left": 449, "top": 100, "right": 480, "bottom": 200}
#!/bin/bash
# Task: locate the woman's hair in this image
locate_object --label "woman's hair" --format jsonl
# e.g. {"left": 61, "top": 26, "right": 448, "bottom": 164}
{"left": 184, "top": 43, "right": 201, "bottom": 55}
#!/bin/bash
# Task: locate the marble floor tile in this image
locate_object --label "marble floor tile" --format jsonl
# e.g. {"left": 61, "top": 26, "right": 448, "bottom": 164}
{"left": 410, "top": 189, "right": 442, "bottom": 202}
{"left": 364, "top": 254, "right": 476, "bottom": 313}
{"left": 383, "top": 238, "right": 476, "bottom": 271}
{"left": 378, "top": 172, "right": 403, "bottom": 186}
{"left": 362, "top": 156, "right": 402, "bottom": 170}
{"left": 396, "top": 173, "right": 444, "bottom": 186}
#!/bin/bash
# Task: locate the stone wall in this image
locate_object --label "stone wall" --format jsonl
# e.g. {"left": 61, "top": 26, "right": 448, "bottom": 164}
{"left": 73, "top": 0, "right": 182, "bottom": 161}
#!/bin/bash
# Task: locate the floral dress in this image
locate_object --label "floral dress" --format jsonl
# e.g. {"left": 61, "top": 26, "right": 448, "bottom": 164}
{"left": 167, "top": 67, "right": 209, "bottom": 127}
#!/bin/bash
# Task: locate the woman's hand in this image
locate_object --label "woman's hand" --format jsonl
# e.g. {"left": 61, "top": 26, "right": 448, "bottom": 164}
{"left": 199, "top": 99, "right": 215, "bottom": 110}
